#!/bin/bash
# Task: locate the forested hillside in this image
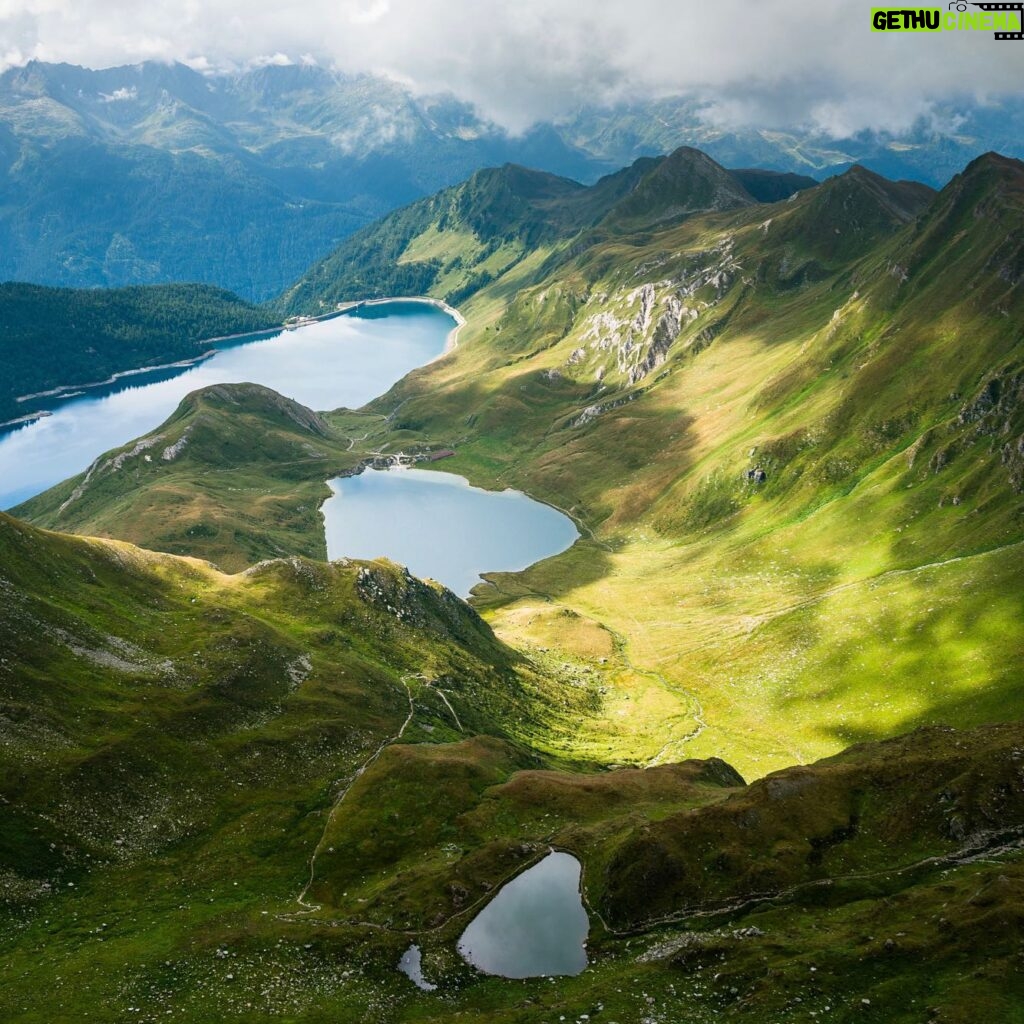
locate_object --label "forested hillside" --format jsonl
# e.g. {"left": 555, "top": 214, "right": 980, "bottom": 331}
{"left": 0, "top": 282, "right": 278, "bottom": 424}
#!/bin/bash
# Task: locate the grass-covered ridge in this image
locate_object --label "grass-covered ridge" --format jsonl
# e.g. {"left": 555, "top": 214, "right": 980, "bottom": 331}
{"left": 275, "top": 147, "right": 796, "bottom": 316}
{"left": 13, "top": 383, "right": 365, "bottom": 570}
{"left": 1, "top": 510, "right": 1023, "bottom": 1022}
{"left": 34, "top": 150, "right": 1021, "bottom": 782}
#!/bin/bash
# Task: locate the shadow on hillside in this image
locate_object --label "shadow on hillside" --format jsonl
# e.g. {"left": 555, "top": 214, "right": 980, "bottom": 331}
{"left": 470, "top": 537, "right": 615, "bottom": 613}
{"left": 770, "top": 537, "right": 1023, "bottom": 749}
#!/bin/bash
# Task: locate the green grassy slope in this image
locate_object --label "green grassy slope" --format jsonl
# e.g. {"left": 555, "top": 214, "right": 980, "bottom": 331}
{"left": 13, "top": 383, "right": 365, "bottom": 570}
{"left": 0, "top": 509, "right": 534, "bottom": 887}
{"left": 1, "top": 510, "right": 1023, "bottom": 1022}
{"left": 276, "top": 148, "right": 762, "bottom": 315}
{"left": 318, "top": 153, "right": 1018, "bottom": 775}
{"left": 0, "top": 282, "right": 278, "bottom": 424}
{"left": 21, "top": 154, "right": 1022, "bottom": 784}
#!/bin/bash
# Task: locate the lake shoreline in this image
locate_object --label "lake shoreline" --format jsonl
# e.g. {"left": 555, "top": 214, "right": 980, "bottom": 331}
{"left": 0, "top": 409, "right": 54, "bottom": 430}
{"left": 6, "top": 298, "right": 464, "bottom": 431}
{"left": 14, "top": 351, "right": 222, "bottom": 408}
{"left": 345, "top": 296, "right": 466, "bottom": 355}
{"left": 0, "top": 299, "right": 459, "bottom": 509}
{"left": 320, "top": 464, "right": 579, "bottom": 598}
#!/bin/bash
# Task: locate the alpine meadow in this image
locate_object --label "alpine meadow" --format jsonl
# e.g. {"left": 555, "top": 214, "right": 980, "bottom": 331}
{"left": 1, "top": 5, "right": 1023, "bottom": 1024}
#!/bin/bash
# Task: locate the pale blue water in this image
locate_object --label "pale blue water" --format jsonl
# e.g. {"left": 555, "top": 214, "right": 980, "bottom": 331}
{"left": 0, "top": 302, "right": 452, "bottom": 510}
{"left": 456, "top": 852, "right": 589, "bottom": 978}
{"left": 322, "top": 467, "right": 579, "bottom": 598}
{"left": 397, "top": 945, "right": 437, "bottom": 992}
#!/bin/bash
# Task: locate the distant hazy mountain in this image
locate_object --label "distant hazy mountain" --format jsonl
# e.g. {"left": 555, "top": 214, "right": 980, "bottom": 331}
{"left": 555, "top": 96, "right": 1024, "bottom": 187}
{"left": 0, "top": 60, "right": 1019, "bottom": 301}
{"left": 0, "top": 61, "right": 608, "bottom": 300}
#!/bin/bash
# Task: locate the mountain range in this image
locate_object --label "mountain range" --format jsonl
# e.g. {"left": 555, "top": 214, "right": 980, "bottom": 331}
{"left": 2, "top": 139, "right": 1023, "bottom": 1022}
{"left": 21, "top": 145, "right": 1024, "bottom": 771}
{"left": 0, "top": 60, "right": 1022, "bottom": 300}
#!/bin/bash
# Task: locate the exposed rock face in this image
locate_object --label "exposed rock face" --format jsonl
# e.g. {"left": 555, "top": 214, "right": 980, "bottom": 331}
{"left": 571, "top": 390, "right": 643, "bottom": 428}
{"left": 161, "top": 427, "right": 192, "bottom": 462}
{"left": 108, "top": 434, "right": 165, "bottom": 472}
{"left": 630, "top": 296, "right": 687, "bottom": 385}
{"left": 632, "top": 283, "right": 657, "bottom": 337}
{"left": 353, "top": 562, "right": 495, "bottom": 643}
{"left": 929, "top": 369, "right": 1024, "bottom": 493}
{"left": 572, "top": 235, "right": 742, "bottom": 393}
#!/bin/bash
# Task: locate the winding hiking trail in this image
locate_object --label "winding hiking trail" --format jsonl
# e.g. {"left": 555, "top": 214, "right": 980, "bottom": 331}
{"left": 434, "top": 688, "right": 464, "bottom": 732}
{"left": 292, "top": 672, "right": 466, "bottom": 915}
{"left": 295, "top": 676, "right": 417, "bottom": 913}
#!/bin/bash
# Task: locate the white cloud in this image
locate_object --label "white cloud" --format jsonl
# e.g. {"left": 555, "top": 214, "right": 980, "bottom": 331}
{"left": 99, "top": 85, "right": 137, "bottom": 101}
{"left": 248, "top": 52, "right": 293, "bottom": 68}
{"left": 0, "top": 0, "right": 1021, "bottom": 136}
{"left": 347, "top": 0, "right": 390, "bottom": 25}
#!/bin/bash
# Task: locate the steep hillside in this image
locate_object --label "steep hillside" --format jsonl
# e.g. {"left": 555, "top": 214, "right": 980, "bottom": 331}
{"left": 279, "top": 148, "right": 766, "bottom": 314}
{"left": 273, "top": 153, "right": 1015, "bottom": 781}
{"left": 12, "top": 384, "right": 363, "bottom": 570}
{"left": 20, "top": 154, "right": 1022, "bottom": 787}
{"left": 1, "top": 510, "right": 1022, "bottom": 1022}
{"left": 0, "top": 282, "right": 278, "bottom": 426}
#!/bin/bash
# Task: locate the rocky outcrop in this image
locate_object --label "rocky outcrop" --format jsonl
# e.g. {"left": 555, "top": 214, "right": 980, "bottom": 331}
{"left": 573, "top": 236, "right": 742, "bottom": 391}
{"left": 630, "top": 296, "right": 690, "bottom": 384}
{"left": 161, "top": 426, "right": 192, "bottom": 462}
{"left": 929, "top": 368, "right": 1024, "bottom": 492}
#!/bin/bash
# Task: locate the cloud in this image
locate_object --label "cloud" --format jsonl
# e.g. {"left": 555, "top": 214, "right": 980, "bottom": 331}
{"left": 99, "top": 85, "right": 137, "bottom": 102}
{"left": 347, "top": 0, "right": 390, "bottom": 25}
{"left": 0, "top": 0, "right": 1021, "bottom": 136}
{"left": 248, "top": 52, "right": 293, "bottom": 68}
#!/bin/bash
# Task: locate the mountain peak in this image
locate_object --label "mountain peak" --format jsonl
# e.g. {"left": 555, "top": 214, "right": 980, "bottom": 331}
{"left": 178, "top": 382, "right": 331, "bottom": 437}
{"left": 812, "top": 163, "right": 935, "bottom": 223}
{"left": 948, "top": 150, "right": 1024, "bottom": 203}
{"left": 963, "top": 151, "right": 1024, "bottom": 177}
{"left": 752, "top": 162, "right": 935, "bottom": 266}
{"left": 463, "top": 162, "right": 583, "bottom": 200}
{"left": 599, "top": 144, "right": 755, "bottom": 233}
{"left": 905, "top": 148, "right": 1024, "bottom": 257}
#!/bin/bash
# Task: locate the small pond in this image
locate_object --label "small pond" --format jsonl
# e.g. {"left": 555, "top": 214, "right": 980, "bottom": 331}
{"left": 398, "top": 944, "right": 437, "bottom": 991}
{"left": 456, "top": 851, "right": 589, "bottom": 979}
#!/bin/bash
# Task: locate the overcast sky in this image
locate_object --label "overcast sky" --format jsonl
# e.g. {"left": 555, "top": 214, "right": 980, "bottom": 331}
{"left": 0, "top": 0, "right": 1021, "bottom": 135}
